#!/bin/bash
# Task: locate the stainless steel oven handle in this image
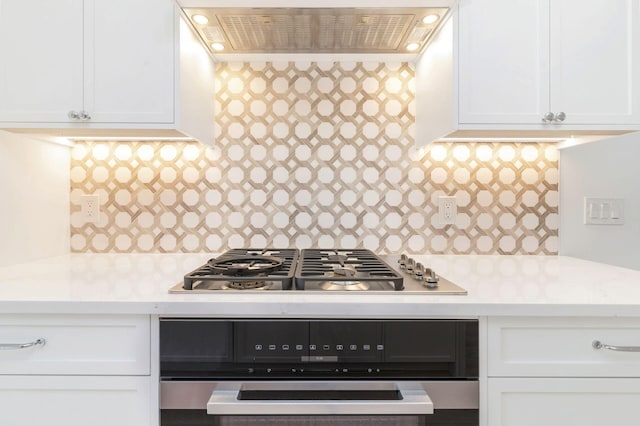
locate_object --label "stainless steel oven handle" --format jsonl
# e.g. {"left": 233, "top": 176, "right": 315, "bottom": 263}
{"left": 206, "top": 381, "right": 434, "bottom": 416}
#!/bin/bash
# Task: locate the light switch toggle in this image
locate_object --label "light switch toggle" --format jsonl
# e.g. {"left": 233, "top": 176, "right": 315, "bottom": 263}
{"left": 584, "top": 198, "right": 624, "bottom": 225}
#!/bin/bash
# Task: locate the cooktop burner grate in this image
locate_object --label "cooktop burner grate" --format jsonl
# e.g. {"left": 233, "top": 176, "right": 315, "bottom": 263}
{"left": 295, "top": 249, "right": 404, "bottom": 291}
{"left": 183, "top": 248, "right": 298, "bottom": 291}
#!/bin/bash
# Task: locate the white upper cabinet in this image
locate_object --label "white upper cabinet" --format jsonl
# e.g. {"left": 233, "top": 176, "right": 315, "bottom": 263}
{"left": 416, "top": 0, "right": 640, "bottom": 144}
{"left": 458, "top": 0, "right": 550, "bottom": 124}
{"left": 549, "top": 0, "right": 640, "bottom": 125}
{"left": 0, "top": 0, "right": 84, "bottom": 122}
{"left": 84, "top": 0, "right": 174, "bottom": 124}
{"left": 0, "top": 0, "right": 215, "bottom": 145}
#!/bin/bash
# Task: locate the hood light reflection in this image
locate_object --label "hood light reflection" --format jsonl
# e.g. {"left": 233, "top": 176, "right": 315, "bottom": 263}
{"left": 192, "top": 14, "right": 209, "bottom": 25}
{"left": 422, "top": 14, "right": 439, "bottom": 25}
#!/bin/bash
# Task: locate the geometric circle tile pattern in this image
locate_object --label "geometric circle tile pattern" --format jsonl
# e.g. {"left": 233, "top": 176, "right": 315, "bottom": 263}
{"left": 70, "top": 62, "right": 558, "bottom": 254}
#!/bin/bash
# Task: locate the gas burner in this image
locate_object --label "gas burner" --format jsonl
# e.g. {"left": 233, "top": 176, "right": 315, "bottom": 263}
{"left": 333, "top": 265, "right": 357, "bottom": 277}
{"left": 223, "top": 281, "right": 271, "bottom": 290}
{"left": 207, "top": 255, "right": 284, "bottom": 276}
{"left": 296, "top": 249, "right": 404, "bottom": 291}
{"left": 180, "top": 249, "right": 298, "bottom": 291}
{"left": 319, "top": 281, "right": 370, "bottom": 291}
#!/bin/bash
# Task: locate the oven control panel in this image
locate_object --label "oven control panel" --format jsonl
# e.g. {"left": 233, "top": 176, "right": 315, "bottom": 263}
{"left": 236, "top": 321, "right": 384, "bottom": 363}
{"left": 160, "top": 319, "right": 479, "bottom": 379}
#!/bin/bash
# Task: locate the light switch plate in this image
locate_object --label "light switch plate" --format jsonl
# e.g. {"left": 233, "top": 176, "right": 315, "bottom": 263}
{"left": 584, "top": 197, "right": 624, "bottom": 225}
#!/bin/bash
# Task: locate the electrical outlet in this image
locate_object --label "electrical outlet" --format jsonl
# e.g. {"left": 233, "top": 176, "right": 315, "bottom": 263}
{"left": 438, "top": 196, "right": 457, "bottom": 225}
{"left": 81, "top": 194, "right": 100, "bottom": 224}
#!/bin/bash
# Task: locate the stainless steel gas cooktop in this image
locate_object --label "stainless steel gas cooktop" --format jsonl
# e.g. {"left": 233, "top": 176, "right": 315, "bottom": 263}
{"left": 168, "top": 248, "right": 466, "bottom": 294}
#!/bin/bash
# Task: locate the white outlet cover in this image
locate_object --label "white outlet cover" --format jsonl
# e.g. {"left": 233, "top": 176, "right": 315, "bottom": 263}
{"left": 81, "top": 194, "right": 100, "bottom": 224}
{"left": 438, "top": 196, "right": 457, "bottom": 225}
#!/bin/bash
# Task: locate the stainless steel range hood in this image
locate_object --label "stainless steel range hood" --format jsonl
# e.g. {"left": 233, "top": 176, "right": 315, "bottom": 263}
{"left": 176, "top": 0, "right": 455, "bottom": 61}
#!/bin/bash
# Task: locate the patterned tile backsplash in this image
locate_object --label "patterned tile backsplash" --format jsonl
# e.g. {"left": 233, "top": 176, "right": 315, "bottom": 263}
{"left": 70, "top": 62, "right": 559, "bottom": 254}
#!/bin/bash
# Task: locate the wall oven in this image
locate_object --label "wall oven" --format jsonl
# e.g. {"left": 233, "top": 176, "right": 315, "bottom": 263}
{"left": 160, "top": 319, "right": 479, "bottom": 426}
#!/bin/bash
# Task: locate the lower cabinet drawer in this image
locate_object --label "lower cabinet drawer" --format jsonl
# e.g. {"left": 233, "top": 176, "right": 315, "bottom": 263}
{"left": 0, "top": 375, "right": 151, "bottom": 426}
{"left": 488, "top": 378, "right": 640, "bottom": 426}
{"left": 0, "top": 314, "right": 150, "bottom": 375}
{"left": 488, "top": 317, "right": 640, "bottom": 377}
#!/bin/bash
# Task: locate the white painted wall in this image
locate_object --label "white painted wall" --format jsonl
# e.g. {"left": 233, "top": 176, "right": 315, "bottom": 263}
{"left": 559, "top": 132, "right": 640, "bottom": 270}
{"left": 0, "top": 131, "right": 70, "bottom": 266}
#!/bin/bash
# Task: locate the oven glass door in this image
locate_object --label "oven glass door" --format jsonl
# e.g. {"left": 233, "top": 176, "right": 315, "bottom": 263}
{"left": 161, "top": 381, "right": 478, "bottom": 426}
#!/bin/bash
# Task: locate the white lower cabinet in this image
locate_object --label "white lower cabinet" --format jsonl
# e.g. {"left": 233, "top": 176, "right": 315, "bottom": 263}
{"left": 0, "top": 314, "right": 150, "bottom": 375}
{"left": 488, "top": 316, "right": 640, "bottom": 377}
{"left": 488, "top": 378, "right": 640, "bottom": 426}
{"left": 0, "top": 376, "right": 151, "bottom": 426}
{"left": 487, "top": 317, "right": 640, "bottom": 426}
{"left": 0, "top": 314, "right": 152, "bottom": 426}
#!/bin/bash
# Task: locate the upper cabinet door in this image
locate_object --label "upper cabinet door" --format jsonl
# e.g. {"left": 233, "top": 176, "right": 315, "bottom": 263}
{"left": 458, "top": 0, "right": 550, "bottom": 124}
{"left": 550, "top": 0, "right": 640, "bottom": 124}
{"left": 0, "top": 0, "right": 83, "bottom": 122}
{"left": 84, "top": 0, "right": 175, "bottom": 123}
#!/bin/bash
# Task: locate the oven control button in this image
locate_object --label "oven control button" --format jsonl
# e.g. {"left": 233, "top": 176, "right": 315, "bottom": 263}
{"left": 255, "top": 344, "right": 263, "bottom": 351}
{"left": 336, "top": 345, "right": 344, "bottom": 351}
{"left": 296, "top": 344, "right": 303, "bottom": 350}
{"left": 367, "top": 368, "right": 373, "bottom": 373}
{"left": 282, "top": 345, "right": 290, "bottom": 351}
{"left": 266, "top": 368, "right": 272, "bottom": 373}
{"left": 350, "top": 345, "right": 357, "bottom": 350}
{"left": 342, "top": 368, "right": 348, "bottom": 373}
{"left": 268, "top": 345, "right": 276, "bottom": 351}
{"left": 323, "top": 345, "right": 330, "bottom": 351}
{"left": 310, "top": 344, "right": 317, "bottom": 350}
{"left": 363, "top": 345, "right": 371, "bottom": 351}
{"left": 377, "top": 344, "right": 384, "bottom": 351}
{"left": 248, "top": 368, "right": 254, "bottom": 373}
{"left": 291, "top": 368, "right": 297, "bottom": 373}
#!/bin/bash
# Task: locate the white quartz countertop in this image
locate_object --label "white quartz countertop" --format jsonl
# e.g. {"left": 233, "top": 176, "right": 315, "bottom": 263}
{"left": 0, "top": 253, "right": 640, "bottom": 317}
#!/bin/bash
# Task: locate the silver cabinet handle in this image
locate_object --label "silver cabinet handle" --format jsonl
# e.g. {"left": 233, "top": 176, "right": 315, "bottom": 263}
{"left": 542, "top": 112, "right": 555, "bottom": 122}
{"left": 79, "top": 110, "right": 91, "bottom": 121}
{"left": 593, "top": 340, "right": 640, "bottom": 352}
{"left": 554, "top": 111, "right": 566, "bottom": 122}
{"left": 68, "top": 110, "right": 80, "bottom": 120}
{"left": 0, "top": 338, "right": 46, "bottom": 350}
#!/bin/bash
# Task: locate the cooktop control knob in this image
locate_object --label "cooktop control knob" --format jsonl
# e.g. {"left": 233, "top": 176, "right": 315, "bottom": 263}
{"left": 414, "top": 262, "right": 425, "bottom": 280}
{"left": 424, "top": 268, "right": 439, "bottom": 289}
{"left": 398, "top": 254, "right": 407, "bottom": 269}
{"left": 406, "top": 257, "right": 415, "bottom": 273}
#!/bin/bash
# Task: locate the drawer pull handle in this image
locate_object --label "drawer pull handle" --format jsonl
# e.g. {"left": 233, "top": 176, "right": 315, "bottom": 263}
{"left": 0, "top": 338, "right": 46, "bottom": 350}
{"left": 592, "top": 340, "right": 640, "bottom": 352}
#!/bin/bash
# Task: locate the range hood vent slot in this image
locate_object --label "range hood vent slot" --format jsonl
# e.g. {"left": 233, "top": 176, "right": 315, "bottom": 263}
{"left": 183, "top": 7, "right": 449, "bottom": 55}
